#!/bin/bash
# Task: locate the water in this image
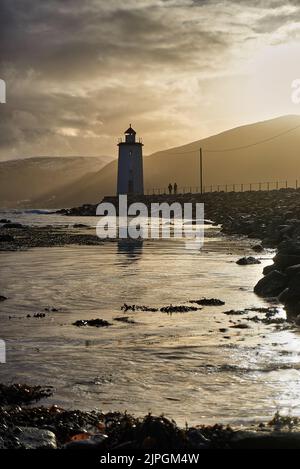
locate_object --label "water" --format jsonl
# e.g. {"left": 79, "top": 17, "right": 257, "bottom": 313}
{"left": 1, "top": 211, "right": 300, "bottom": 425}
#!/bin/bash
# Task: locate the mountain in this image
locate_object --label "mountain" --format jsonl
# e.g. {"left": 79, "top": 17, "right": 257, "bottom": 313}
{"left": 2, "top": 115, "right": 300, "bottom": 208}
{"left": 0, "top": 156, "right": 112, "bottom": 208}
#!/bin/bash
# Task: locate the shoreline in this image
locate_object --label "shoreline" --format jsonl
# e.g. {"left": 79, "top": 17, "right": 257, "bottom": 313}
{"left": 2, "top": 189, "right": 300, "bottom": 449}
{"left": 1, "top": 384, "right": 300, "bottom": 449}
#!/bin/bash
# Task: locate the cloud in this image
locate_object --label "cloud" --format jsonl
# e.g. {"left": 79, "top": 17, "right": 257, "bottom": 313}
{"left": 0, "top": 0, "right": 299, "bottom": 159}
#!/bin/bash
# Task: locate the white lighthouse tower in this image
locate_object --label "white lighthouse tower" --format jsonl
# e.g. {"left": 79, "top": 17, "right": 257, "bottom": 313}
{"left": 117, "top": 125, "right": 144, "bottom": 195}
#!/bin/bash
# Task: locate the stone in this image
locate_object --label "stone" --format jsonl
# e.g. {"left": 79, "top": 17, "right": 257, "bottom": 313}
{"left": 285, "top": 300, "right": 300, "bottom": 316}
{"left": 18, "top": 427, "right": 57, "bottom": 449}
{"left": 287, "top": 273, "right": 300, "bottom": 297}
{"left": 190, "top": 298, "right": 225, "bottom": 306}
{"left": 286, "top": 264, "right": 300, "bottom": 278}
{"left": 273, "top": 253, "right": 300, "bottom": 270}
{"left": 254, "top": 270, "right": 288, "bottom": 297}
{"left": 3, "top": 223, "right": 24, "bottom": 229}
{"left": 252, "top": 244, "right": 264, "bottom": 252}
{"left": 295, "top": 314, "right": 300, "bottom": 326}
{"left": 263, "top": 264, "right": 275, "bottom": 275}
{"left": 236, "top": 256, "right": 261, "bottom": 265}
{"left": 73, "top": 318, "right": 111, "bottom": 327}
{"left": 0, "top": 234, "right": 14, "bottom": 242}
{"left": 230, "top": 428, "right": 300, "bottom": 449}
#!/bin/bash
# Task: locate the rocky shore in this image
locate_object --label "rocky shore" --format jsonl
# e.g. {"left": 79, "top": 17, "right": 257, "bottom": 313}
{"left": 2, "top": 384, "right": 300, "bottom": 450}
{"left": 0, "top": 222, "right": 104, "bottom": 250}
{"left": 3, "top": 189, "right": 300, "bottom": 450}
{"left": 57, "top": 188, "right": 300, "bottom": 247}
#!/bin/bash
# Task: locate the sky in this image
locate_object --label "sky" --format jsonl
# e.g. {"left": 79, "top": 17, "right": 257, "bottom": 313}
{"left": 1, "top": 0, "right": 300, "bottom": 160}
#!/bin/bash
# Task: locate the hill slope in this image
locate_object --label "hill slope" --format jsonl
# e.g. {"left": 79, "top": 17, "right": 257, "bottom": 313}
{"left": 0, "top": 156, "right": 112, "bottom": 208}
{"left": 2, "top": 115, "right": 300, "bottom": 208}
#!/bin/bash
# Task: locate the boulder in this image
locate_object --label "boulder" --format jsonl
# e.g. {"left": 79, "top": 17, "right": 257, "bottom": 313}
{"left": 273, "top": 253, "right": 300, "bottom": 270}
{"left": 263, "top": 264, "right": 275, "bottom": 275}
{"left": 18, "top": 427, "right": 57, "bottom": 449}
{"left": 286, "top": 264, "right": 300, "bottom": 278}
{"left": 254, "top": 270, "right": 288, "bottom": 297}
{"left": 236, "top": 257, "right": 261, "bottom": 265}
{"left": 252, "top": 244, "right": 264, "bottom": 253}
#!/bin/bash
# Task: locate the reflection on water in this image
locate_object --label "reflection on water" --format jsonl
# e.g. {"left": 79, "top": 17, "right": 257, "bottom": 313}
{"left": 117, "top": 239, "right": 144, "bottom": 262}
{"left": 1, "top": 213, "right": 300, "bottom": 425}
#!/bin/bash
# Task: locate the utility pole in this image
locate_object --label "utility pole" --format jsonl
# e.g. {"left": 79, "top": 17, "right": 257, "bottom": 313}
{"left": 199, "top": 147, "right": 203, "bottom": 194}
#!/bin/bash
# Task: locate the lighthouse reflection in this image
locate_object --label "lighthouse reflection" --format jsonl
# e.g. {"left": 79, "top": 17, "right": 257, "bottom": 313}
{"left": 117, "top": 239, "right": 144, "bottom": 264}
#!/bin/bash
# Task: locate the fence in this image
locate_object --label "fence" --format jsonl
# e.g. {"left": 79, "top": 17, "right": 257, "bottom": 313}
{"left": 145, "top": 180, "right": 300, "bottom": 195}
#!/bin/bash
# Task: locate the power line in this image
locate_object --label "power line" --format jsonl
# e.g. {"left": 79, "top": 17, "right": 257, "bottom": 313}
{"left": 165, "top": 122, "right": 300, "bottom": 155}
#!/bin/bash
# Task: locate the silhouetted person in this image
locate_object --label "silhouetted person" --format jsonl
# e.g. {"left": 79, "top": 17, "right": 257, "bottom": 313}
{"left": 168, "top": 183, "right": 172, "bottom": 194}
{"left": 174, "top": 182, "right": 178, "bottom": 195}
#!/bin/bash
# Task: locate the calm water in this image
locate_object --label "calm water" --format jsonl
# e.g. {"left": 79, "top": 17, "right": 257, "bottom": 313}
{"left": 1, "top": 211, "right": 300, "bottom": 425}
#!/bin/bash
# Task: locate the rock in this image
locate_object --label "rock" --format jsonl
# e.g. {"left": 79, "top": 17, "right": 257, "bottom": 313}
{"left": 121, "top": 303, "right": 158, "bottom": 312}
{"left": 3, "top": 223, "right": 24, "bottom": 229}
{"left": 230, "top": 323, "right": 250, "bottom": 329}
{"left": 73, "top": 319, "right": 111, "bottom": 327}
{"left": 190, "top": 298, "right": 225, "bottom": 306}
{"left": 236, "top": 256, "right": 261, "bottom": 265}
{"left": 0, "top": 295, "right": 7, "bottom": 302}
{"left": 160, "top": 305, "right": 198, "bottom": 313}
{"left": 286, "top": 264, "right": 300, "bottom": 278}
{"left": 0, "top": 219, "right": 11, "bottom": 224}
{"left": 230, "top": 428, "right": 300, "bottom": 449}
{"left": 254, "top": 270, "right": 288, "bottom": 297}
{"left": 263, "top": 264, "right": 275, "bottom": 275}
{"left": 0, "top": 384, "right": 53, "bottom": 405}
{"left": 295, "top": 315, "right": 300, "bottom": 326}
{"left": 114, "top": 316, "right": 136, "bottom": 324}
{"left": 285, "top": 300, "right": 300, "bottom": 316}
{"left": 73, "top": 223, "right": 89, "bottom": 228}
{"left": 252, "top": 244, "right": 264, "bottom": 252}
{"left": 273, "top": 253, "right": 300, "bottom": 270}
{"left": 18, "top": 427, "right": 57, "bottom": 449}
{"left": 0, "top": 234, "right": 14, "bottom": 242}
{"left": 186, "top": 428, "right": 209, "bottom": 449}
{"left": 278, "top": 288, "right": 291, "bottom": 303}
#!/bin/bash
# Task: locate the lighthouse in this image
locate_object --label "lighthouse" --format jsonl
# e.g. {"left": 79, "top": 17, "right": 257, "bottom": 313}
{"left": 117, "top": 125, "right": 144, "bottom": 195}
